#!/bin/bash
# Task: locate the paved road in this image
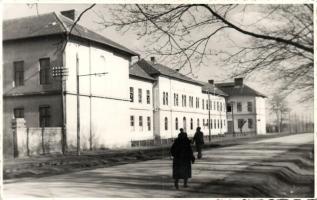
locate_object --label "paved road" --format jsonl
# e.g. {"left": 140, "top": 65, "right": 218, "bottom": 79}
{"left": 3, "top": 133, "right": 314, "bottom": 198}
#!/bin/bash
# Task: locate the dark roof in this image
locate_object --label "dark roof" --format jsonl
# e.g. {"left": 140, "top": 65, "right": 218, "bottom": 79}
{"left": 129, "top": 63, "right": 155, "bottom": 82}
{"left": 136, "top": 59, "right": 203, "bottom": 86}
{"left": 216, "top": 82, "right": 267, "bottom": 98}
{"left": 198, "top": 81, "right": 228, "bottom": 97}
{"left": 3, "top": 12, "right": 139, "bottom": 56}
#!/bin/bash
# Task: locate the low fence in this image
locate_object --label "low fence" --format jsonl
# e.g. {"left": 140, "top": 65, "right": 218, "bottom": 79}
{"left": 12, "top": 118, "right": 63, "bottom": 158}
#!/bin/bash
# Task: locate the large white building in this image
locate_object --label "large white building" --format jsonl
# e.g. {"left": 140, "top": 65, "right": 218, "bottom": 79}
{"left": 3, "top": 10, "right": 266, "bottom": 157}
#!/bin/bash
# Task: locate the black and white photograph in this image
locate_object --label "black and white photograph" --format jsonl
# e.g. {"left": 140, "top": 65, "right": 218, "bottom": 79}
{"left": 1, "top": 1, "right": 314, "bottom": 198}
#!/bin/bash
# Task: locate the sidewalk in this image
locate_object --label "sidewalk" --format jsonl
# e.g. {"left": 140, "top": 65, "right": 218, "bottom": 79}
{"left": 3, "top": 132, "right": 303, "bottom": 179}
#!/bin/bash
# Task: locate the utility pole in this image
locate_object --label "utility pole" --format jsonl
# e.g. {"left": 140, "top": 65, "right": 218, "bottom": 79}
{"left": 76, "top": 54, "right": 80, "bottom": 156}
{"left": 208, "top": 89, "right": 211, "bottom": 142}
{"left": 231, "top": 101, "right": 235, "bottom": 136}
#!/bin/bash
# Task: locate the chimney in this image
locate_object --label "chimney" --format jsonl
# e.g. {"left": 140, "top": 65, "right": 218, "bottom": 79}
{"left": 234, "top": 78, "right": 243, "bottom": 86}
{"left": 208, "top": 79, "right": 214, "bottom": 85}
{"left": 61, "top": 9, "right": 77, "bottom": 21}
{"left": 150, "top": 56, "right": 156, "bottom": 64}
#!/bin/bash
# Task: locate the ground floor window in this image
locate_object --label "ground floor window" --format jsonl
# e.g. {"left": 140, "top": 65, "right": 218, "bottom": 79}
{"left": 139, "top": 116, "right": 143, "bottom": 131}
{"left": 39, "top": 106, "right": 50, "bottom": 127}
{"left": 14, "top": 107, "right": 24, "bottom": 118}
{"left": 175, "top": 118, "right": 178, "bottom": 130}
{"left": 248, "top": 118, "right": 253, "bottom": 129}
{"left": 165, "top": 117, "right": 168, "bottom": 130}
{"left": 147, "top": 116, "right": 151, "bottom": 131}
{"left": 190, "top": 118, "right": 193, "bottom": 130}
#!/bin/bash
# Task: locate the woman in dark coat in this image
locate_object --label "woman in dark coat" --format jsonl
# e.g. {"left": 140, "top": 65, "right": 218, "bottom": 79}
{"left": 170, "top": 128, "right": 195, "bottom": 189}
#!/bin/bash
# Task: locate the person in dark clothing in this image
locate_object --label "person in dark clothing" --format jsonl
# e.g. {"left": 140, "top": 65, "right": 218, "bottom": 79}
{"left": 170, "top": 128, "right": 195, "bottom": 189}
{"left": 193, "top": 127, "right": 204, "bottom": 159}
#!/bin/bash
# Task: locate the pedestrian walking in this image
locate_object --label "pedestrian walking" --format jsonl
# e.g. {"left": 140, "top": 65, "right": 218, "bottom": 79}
{"left": 193, "top": 127, "right": 204, "bottom": 159}
{"left": 170, "top": 128, "right": 195, "bottom": 189}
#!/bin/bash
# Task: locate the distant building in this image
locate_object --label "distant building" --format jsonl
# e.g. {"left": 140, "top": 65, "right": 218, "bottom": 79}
{"left": 3, "top": 10, "right": 266, "bottom": 157}
{"left": 216, "top": 78, "right": 267, "bottom": 135}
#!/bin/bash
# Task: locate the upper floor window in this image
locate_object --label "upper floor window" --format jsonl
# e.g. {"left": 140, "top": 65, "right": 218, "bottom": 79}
{"left": 130, "top": 87, "right": 134, "bottom": 102}
{"left": 39, "top": 105, "right": 50, "bottom": 127}
{"left": 214, "top": 119, "right": 217, "bottom": 129}
{"left": 189, "top": 96, "right": 193, "bottom": 108}
{"left": 165, "top": 92, "right": 168, "bottom": 105}
{"left": 202, "top": 99, "right": 204, "bottom": 110}
{"left": 210, "top": 118, "right": 213, "bottom": 129}
{"left": 206, "top": 99, "right": 209, "bottom": 110}
{"left": 237, "top": 102, "right": 242, "bottom": 112}
{"left": 138, "top": 88, "right": 142, "bottom": 103}
{"left": 203, "top": 119, "right": 205, "bottom": 128}
{"left": 197, "top": 118, "right": 200, "bottom": 127}
{"left": 39, "top": 58, "right": 50, "bottom": 85}
{"left": 227, "top": 104, "right": 232, "bottom": 112}
{"left": 182, "top": 95, "right": 187, "bottom": 107}
{"left": 248, "top": 118, "right": 253, "bottom": 129}
{"left": 247, "top": 102, "right": 253, "bottom": 112}
{"left": 14, "top": 107, "right": 24, "bottom": 118}
{"left": 14, "top": 61, "right": 24, "bottom": 86}
{"left": 163, "top": 92, "right": 166, "bottom": 105}
{"left": 164, "top": 117, "right": 168, "bottom": 130}
{"left": 196, "top": 97, "right": 199, "bottom": 108}
{"left": 174, "top": 93, "right": 179, "bottom": 106}
{"left": 147, "top": 116, "right": 151, "bottom": 131}
{"left": 146, "top": 90, "right": 150, "bottom": 104}
{"left": 213, "top": 101, "right": 216, "bottom": 110}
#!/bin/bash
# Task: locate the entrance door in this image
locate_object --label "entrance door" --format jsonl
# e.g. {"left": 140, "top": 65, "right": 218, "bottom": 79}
{"left": 228, "top": 121, "right": 233, "bottom": 134}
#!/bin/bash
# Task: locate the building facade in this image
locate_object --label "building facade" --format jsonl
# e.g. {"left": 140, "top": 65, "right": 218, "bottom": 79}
{"left": 3, "top": 11, "right": 266, "bottom": 157}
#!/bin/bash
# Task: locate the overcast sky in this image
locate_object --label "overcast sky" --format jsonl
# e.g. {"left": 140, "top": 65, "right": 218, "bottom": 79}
{"left": 3, "top": 3, "right": 314, "bottom": 122}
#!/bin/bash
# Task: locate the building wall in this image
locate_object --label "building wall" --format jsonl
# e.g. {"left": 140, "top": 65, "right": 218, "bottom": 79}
{"left": 154, "top": 76, "right": 227, "bottom": 139}
{"left": 3, "top": 37, "right": 64, "bottom": 157}
{"left": 64, "top": 40, "right": 131, "bottom": 150}
{"left": 129, "top": 77, "right": 154, "bottom": 140}
{"left": 226, "top": 96, "right": 262, "bottom": 134}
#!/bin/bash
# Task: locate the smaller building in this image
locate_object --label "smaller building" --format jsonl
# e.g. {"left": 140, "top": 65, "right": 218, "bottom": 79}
{"left": 216, "top": 78, "right": 267, "bottom": 135}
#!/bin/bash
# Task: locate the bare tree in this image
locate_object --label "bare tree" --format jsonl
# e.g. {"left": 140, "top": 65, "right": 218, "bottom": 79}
{"left": 97, "top": 4, "right": 313, "bottom": 101}
{"left": 270, "top": 94, "right": 290, "bottom": 133}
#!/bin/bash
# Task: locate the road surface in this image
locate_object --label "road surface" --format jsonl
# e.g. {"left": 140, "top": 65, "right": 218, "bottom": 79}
{"left": 3, "top": 133, "right": 314, "bottom": 198}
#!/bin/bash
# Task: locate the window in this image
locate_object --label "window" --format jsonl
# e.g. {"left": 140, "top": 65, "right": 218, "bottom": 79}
{"left": 146, "top": 90, "right": 150, "bottom": 104}
{"left": 196, "top": 97, "right": 199, "bottom": 108}
{"left": 139, "top": 116, "right": 143, "bottom": 131}
{"left": 164, "top": 117, "right": 168, "bottom": 130}
{"left": 213, "top": 101, "right": 216, "bottom": 110}
{"left": 163, "top": 92, "right": 166, "bottom": 105}
{"left": 39, "top": 58, "right": 50, "bottom": 85}
{"left": 174, "top": 93, "right": 177, "bottom": 106}
{"left": 165, "top": 92, "right": 168, "bottom": 105}
{"left": 130, "top": 116, "right": 135, "bottom": 131}
{"left": 224, "top": 119, "right": 226, "bottom": 128}
{"left": 197, "top": 118, "right": 200, "bottom": 127}
{"left": 206, "top": 100, "right": 208, "bottom": 110}
{"left": 220, "top": 102, "right": 222, "bottom": 111}
{"left": 203, "top": 119, "right": 205, "bottom": 128}
{"left": 214, "top": 119, "right": 217, "bottom": 129}
{"left": 237, "top": 102, "right": 242, "bottom": 112}
{"left": 129, "top": 87, "right": 134, "bottom": 102}
{"left": 176, "top": 94, "right": 179, "bottom": 106}
{"left": 183, "top": 95, "right": 187, "bottom": 107}
{"left": 217, "top": 102, "right": 219, "bottom": 111}
{"left": 14, "top": 61, "right": 24, "bottom": 86}
{"left": 247, "top": 102, "right": 253, "bottom": 112}
{"left": 183, "top": 117, "right": 186, "bottom": 130}
{"left": 248, "top": 118, "right": 253, "bottom": 129}
{"left": 202, "top": 99, "right": 204, "bottom": 110}
{"left": 138, "top": 89, "right": 142, "bottom": 103}
{"left": 238, "top": 119, "right": 246, "bottom": 129}
{"left": 175, "top": 118, "right": 178, "bottom": 130}
{"left": 147, "top": 116, "right": 151, "bottom": 131}
{"left": 220, "top": 119, "right": 223, "bottom": 128}
{"left": 227, "top": 104, "right": 232, "bottom": 112}
{"left": 14, "top": 108, "right": 24, "bottom": 118}
{"left": 210, "top": 118, "right": 213, "bottom": 129}
{"left": 39, "top": 106, "right": 50, "bottom": 127}
{"left": 190, "top": 118, "right": 193, "bottom": 130}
